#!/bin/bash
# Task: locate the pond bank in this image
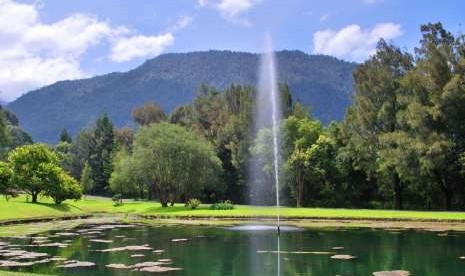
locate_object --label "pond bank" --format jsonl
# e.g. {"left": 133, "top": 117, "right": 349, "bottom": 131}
{"left": 2, "top": 214, "right": 465, "bottom": 238}
{"left": 3, "top": 196, "right": 465, "bottom": 235}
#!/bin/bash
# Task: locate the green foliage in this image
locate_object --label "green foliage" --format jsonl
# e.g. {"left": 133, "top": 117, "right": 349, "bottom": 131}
{"left": 0, "top": 161, "right": 14, "bottom": 201}
{"left": 90, "top": 113, "right": 115, "bottom": 195}
{"left": 8, "top": 144, "right": 60, "bottom": 202}
{"left": 44, "top": 169, "right": 81, "bottom": 204}
{"left": 80, "top": 162, "right": 94, "bottom": 195}
{"left": 7, "top": 144, "right": 81, "bottom": 204}
{"left": 0, "top": 108, "right": 9, "bottom": 155}
{"left": 109, "top": 150, "right": 138, "bottom": 196}
{"left": 59, "top": 128, "right": 72, "bottom": 143}
{"left": 114, "top": 122, "right": 222, "bottom": 207}
{"left": 186, "top": 198, "right": 201, "bottom": 209}
{"left": 112, "top": 193, "right": 123, "bottom": 206}
{"left": 209, "top": 200, "right": 234, "bottom": 210}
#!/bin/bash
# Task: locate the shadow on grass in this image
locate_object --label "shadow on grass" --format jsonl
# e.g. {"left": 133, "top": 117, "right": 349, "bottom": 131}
{"left": 26, "top": 201, "right": 74, "bottom": 212}
{"left": 143, "top": 206, "right": 209, "bottom": 214}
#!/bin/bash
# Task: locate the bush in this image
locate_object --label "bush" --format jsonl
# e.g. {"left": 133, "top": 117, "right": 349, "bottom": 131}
{"left": 3, "top": 188, "right": 19, "bottom": 201}
{"left": 209, "top": 200, "right": 234, "bottom": 210}
{"left": 186, "top": 198, "right": 201, "bottom": 209}
{"left": 112, "top": 194, "right": 123, "bottom": 206}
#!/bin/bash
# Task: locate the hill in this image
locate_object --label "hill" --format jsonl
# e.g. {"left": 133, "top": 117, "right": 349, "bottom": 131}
{"left": 7, "top": 50, "right": 357, "bottom": 143}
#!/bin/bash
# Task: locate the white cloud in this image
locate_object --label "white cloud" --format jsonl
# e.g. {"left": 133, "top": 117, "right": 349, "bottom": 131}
{"left": 0, "top": 0, "right": 179, "bottom": 102}
{"left": 312, "top": 23, "right": 403, "bottom": 62}
{"left": 110, "top": 33, "right": 175, "bottom": 63}
{"left": 166, "top": 15, "right": 194, "bottom": 32}
{"left": 199, "top": 0, "right": 261, "bottom": 26}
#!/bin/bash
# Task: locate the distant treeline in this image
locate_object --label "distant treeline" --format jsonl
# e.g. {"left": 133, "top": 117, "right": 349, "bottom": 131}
{"left": 2, "top": 22, "right": 465, "bottom": 211}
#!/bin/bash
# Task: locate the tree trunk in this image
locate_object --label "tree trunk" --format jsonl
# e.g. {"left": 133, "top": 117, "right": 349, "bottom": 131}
{"left": 169, "top": 191, "right": 176, "bottom": 206}
{"left": 393, "top": 174, "right": 403, "bottom": 210}
{"left": 139, "top": 184, "right": 144, "bottom": 199}
{"left": 158, "top": 187, "right": 169, "bottom": 207}
{"left": 438, "top": 174, "right": 452, "bottom": 211}
{"left": 31, "top": 192, "right": 38, "bottom": 203}
{"left": 296, "top": 181, "right": 302, "bottom": 208}
{"left": 444, "top": 191, "right": 452, "bottom": 211}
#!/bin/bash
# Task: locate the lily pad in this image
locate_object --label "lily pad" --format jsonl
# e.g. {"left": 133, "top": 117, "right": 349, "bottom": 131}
{"left": 372, "top": 271, "right": 410, "bottom": 276}
{"left": 57, "top": 260, "right": 96, "bottom": 268}
{"left": 330, "top": 254, "right": 357, "bottom": 260}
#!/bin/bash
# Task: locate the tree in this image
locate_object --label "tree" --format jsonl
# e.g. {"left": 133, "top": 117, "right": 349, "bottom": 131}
{"left": 114, "top": 127, "right": 134, "bottom": 152}
{"left": 8, "top": 144, "right": 80, "bottom": 204}
{"left": 132, "top": 102, "right": 166, "bottom": 126}
{"left": 68, "top": 129, "right": 94, "bottom": 180}
{"left": 250, "top": 128, "right": 276, "bottom": 205}
{"left": 8, "top": 144, "right": 60, "bottom": 203}
{"left": 170, "top": 105, "right": 194, "bottom": 126}
{"left": 43, "top": 164, "right": 81, "bottom": 204}
{"left": 0, "top": 108, "right": 9, "bottom": 156}
{"left": 0, "top": 161, "right": 14, "bottom": 200}
{"left": 129, "top": 123, "right": 222, "bottom": 207}
{"left": 89, "top": 113, "right": 115, "bottom": 194}
{"left": 80, "top": 162, "right": 94, "bottom": 197}
{"left": 345, "top": 39, "right": 413, "bottom": 209}
{"left": 399, "top": 22, "right": 465, "bottom": 210}
{"left": 109, "top": 150, "right": 138, "bottom": 203}
{"left": 55, "top": 141, "right": 73, "bottom": 173}
{"left": 59, "top": 128, "right": 72, "bottom": 143}
{"left": 282, "top": 115, "right": 324, "bottom": 207}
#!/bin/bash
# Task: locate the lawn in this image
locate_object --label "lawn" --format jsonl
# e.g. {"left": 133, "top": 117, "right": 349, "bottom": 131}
{"left": 0, "top": 272, "right": 57, "bottom": 276}
{"left": 2, "top": 195, "right": 465, "bottom": 223}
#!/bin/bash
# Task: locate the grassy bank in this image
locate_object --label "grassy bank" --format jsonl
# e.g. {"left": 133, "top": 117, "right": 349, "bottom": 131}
{"left": 2, "top": 195, "right": 465, "bottom": 223}
{"left": 0, "top": 272, "right": 57, "bottom": 276}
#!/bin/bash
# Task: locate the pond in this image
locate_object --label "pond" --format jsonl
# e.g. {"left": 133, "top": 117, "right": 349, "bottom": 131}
{"left": 1, "top": 223, "right": 465, "bottom": 275}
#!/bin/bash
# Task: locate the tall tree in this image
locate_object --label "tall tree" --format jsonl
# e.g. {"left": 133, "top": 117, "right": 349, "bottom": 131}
{"left": 80, "top": 162, "right": 94, "bottom": 197}
{"left": 89, "top": 114, "right": 115, "bottom": 194}
{"left": 346, "top": 39, "right": 413, "bottom": 209}
{"left": 59, "top": 128, "right": 72, "bottom": 143}
{"left": 401, "top": 23, "right": 465, "bottom": 210}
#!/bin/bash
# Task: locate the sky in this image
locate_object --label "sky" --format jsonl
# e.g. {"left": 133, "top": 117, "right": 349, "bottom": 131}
{"left": 0, "top": 0, "right": 464, "bottom": 102}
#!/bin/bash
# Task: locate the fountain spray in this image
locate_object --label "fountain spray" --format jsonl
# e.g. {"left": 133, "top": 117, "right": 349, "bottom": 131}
{"left": 258, "top": 34, "right": 281, "bottom": 235}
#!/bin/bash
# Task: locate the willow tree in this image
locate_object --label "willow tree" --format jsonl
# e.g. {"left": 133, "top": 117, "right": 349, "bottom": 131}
{"left": 129, "top": 123, "right": 222, "bottom": 207}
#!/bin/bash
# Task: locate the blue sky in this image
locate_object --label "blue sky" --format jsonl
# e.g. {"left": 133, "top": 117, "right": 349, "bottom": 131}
{"left": 0, "top": 0, "right": 464, "bottom": 102}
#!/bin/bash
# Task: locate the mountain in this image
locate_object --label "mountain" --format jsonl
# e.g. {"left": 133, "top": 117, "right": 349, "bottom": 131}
{"left": 7, "top": 50, "right": 357, "bottom": 143}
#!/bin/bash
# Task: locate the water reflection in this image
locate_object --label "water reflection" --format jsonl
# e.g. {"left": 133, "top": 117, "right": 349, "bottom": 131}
{"left": 1, "top": 225, "right": 465, "bottom": 276}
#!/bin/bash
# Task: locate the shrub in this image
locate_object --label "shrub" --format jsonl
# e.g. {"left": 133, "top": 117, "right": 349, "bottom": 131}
{"left": 3, "top": 188, "right": 19, "bottom": 201}
{"left": 186, "top": 198, "right": 201, "bottom": 209}
{"left": 209, "top": 200, "right": 234, "bottom": 210}
{"left": 112, "top": 194, "right": 123, "bottom": 206}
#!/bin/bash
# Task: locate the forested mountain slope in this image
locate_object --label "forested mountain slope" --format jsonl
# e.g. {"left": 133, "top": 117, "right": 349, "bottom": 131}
{"left": 8, "top": 50, "right": 357, "bottom": 142}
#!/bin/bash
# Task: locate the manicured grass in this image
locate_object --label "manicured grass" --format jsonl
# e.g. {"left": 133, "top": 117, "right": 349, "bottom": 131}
{"left": 0, "top": 272, "right": 57, "bottom": 276}
{"left": 2, "top": 195, "right": 465, "bottom": 223}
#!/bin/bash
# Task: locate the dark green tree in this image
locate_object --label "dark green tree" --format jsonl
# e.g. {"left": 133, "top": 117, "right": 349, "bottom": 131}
{"left": 59, "top": 128, "right": 72, "bottom": 143}
{"left": 89, "top": 113, "right": 115, "bottom": 194}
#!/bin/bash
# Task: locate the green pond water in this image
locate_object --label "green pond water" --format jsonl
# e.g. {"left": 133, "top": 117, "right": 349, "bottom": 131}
{"left": 1, "top": 223, "right": 465, "bottom": 276}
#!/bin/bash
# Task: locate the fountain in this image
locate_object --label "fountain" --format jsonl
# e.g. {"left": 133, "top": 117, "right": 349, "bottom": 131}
{"left": 257, "top": 34, "right": 282, "bottom": 234}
